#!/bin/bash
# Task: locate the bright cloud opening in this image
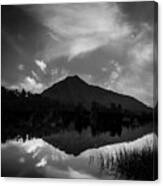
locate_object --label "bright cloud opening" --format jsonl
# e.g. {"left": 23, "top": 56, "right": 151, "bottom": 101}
{"left": 35, "top": 59, "right": 47, "bottom": 73}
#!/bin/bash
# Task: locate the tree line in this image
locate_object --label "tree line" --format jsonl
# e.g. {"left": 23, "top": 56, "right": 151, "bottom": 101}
{"left": 1, "top": 87, "right": 153, "bottom": 142}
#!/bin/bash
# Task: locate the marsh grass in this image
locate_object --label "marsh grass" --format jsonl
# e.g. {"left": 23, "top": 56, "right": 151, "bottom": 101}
{"left": 99, "top": 147, "right": 158, "bottom": 180}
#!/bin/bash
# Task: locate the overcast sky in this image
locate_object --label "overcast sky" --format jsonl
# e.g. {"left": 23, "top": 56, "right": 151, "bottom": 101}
{"left": 1, "top": 2, "right": 157, "bottom": 106}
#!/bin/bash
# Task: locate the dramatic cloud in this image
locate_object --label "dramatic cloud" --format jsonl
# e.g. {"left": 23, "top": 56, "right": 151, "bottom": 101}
{"left": 23, "top": 3, "right": 132, "bottom": 62}
{"left": 10, "top": 76, "right": 45, "bottom": 93}
{"left": 2, "top": 2, "right": 156, "bottom": 106}
{"left": 35, "top": 59, "right": 47, "bottom": 73}
{"left": 109, "top": 23, "right": 154, "bottom": 106}
{"left": 21, "top": 76, "right": 45, "bottom": 93}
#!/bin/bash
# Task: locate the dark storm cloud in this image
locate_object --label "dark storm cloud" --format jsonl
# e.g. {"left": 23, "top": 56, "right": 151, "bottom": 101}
{"left": 1, "top": 2, "right": 157, "bottom": 105}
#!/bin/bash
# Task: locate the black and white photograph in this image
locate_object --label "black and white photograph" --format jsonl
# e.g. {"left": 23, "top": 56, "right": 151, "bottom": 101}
{"left": 1, "top": 1, "right": 158, "bottom": 180}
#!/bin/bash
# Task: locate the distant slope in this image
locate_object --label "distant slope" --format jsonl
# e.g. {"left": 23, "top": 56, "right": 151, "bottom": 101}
{"left": 42, "top": 75, "right": 151, "bottom": 113}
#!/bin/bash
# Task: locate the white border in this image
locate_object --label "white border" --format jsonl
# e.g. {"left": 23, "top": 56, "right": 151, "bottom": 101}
{"left": 0, "top": 0, "right": 162, "bottom": 186}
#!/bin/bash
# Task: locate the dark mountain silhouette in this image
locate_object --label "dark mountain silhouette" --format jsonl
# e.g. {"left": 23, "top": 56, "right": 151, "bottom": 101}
{"left": 42, "top": 75, "right": 151, "bottom": 113}
{"left": 1, "top": 78, "right": 153, "bottom": 143}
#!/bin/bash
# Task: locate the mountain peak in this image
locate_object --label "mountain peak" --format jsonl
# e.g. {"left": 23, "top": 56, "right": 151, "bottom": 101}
{"left": 65, "top": 75, "right": 82, "bottom": 81}
{"left": 64, "top": 75, "right": 87, "bottom": 85}
{"left": 42, "top": 74, "right": 151, "bottom": 113}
